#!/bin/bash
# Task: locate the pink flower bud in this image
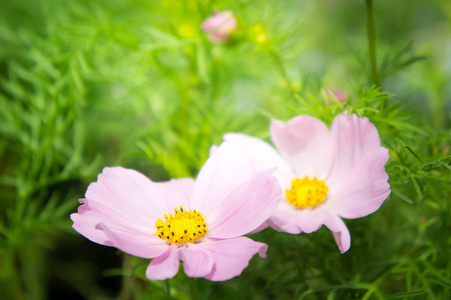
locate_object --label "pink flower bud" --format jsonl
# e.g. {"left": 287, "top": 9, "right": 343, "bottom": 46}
{"left": 201, "top": 11, "right": 237, "bottom": 43}
{"left": 326, "top": 88, "right": 348, "bottom": 104}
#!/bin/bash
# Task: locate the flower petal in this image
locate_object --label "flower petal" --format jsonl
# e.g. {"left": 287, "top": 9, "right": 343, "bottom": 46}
{"left": 328, "top": 113, "right": 383, "bottom": 184}
{"left": 191, "top": 142, "right": 257, "bottom": 216}
{"left": 207, "top": 168, "right": 281, "bottom": 238}
{"left": 97, "top": 222, "right": 169, "bottom": 258}
{"left": 248, "top": 220, "right": 270, "bottom": 234}
{"left": 180, "top": 244, "right": 215, "bottom": 278}
{"left": 223, "top": 133, "right": 295, "bottom": 188}
{"left": 270, "top": 204, "right": 351, "bottom": 253}
{"left": 270, "top": 116, "right": 333, "bottom": 179}
{"left": 161, "top": 177, "right": 196, "bottom": 204}
{"left": 85, "top": 167, "right": 194, "bottom": 233}
{"left": 72, "top": 197, "right": 169, "bottom": 258}
{"left": 197, "top": 237, "right": 267, "bottom": 281}
{"left": 323, "top": 214, "right": 351, "bottom": 253}
{"left": 269, "top": 201, "right": 328, "bottom": 234}
{"left": 326, "top": 147, "right": 390, "bottom": 219}
{"left": 146, "top": 247, "right": 180, "bottom": 280}
{"left": 70, "top": 200, "right": 112, "bottom": 246}
{"left": 268, "top": 206, "right": 303, "bottom": 234}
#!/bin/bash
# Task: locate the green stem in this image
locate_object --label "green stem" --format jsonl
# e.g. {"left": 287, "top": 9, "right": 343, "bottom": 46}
{"left": 117, "top": 254, "right": 133, "bottom": 300}
{"left": 187, "top": 276, "right": 200, "bottom": 300}
{"left": 365, "top": 0, "right": 381, "bottom": 89}
{"left": 165, "top": 279, "right": 171, "bottom": 300}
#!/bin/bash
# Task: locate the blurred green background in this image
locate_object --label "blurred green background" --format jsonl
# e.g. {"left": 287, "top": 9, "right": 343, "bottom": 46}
{"left": 0, "top": 0, "right": 450, "bottom": 299}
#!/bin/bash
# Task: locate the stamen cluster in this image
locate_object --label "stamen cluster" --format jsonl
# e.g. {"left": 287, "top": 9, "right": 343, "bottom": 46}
{"left": 286, "top": 177, "right": 328, "bottom": 209}
{"left": 154, "top": 206, "right": 208, "bottom": 245}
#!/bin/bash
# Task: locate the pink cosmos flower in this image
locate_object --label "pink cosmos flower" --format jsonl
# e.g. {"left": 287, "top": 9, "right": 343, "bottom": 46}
{"left": 71, "top": 142, "right": 281, "bottom": 281}
{"left": 201, "top": 11, "right": 237, "bottom": 43}
{"left": 224, "top": 113, "right": 390, "bottom": 253}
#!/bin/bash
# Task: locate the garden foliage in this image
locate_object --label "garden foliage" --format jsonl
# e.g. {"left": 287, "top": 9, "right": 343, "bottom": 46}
{"left": 0, "top": 0, "right": 450, "bottom": 299}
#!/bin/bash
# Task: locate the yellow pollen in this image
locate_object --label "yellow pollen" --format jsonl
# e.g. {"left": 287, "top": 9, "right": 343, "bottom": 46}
{"left": 154, "top": 206, "right": 208, "bottom": 245}
{"left": 286, "top": 177, "right": 328, "bottom": 209}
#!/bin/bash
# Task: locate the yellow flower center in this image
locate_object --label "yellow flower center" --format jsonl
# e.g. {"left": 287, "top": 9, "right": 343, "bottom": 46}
{"left": 286, "top": 177, "right": 328, "bottom": 209}
{"left": 154, "top": 206, "right": 208, "bottom": 245}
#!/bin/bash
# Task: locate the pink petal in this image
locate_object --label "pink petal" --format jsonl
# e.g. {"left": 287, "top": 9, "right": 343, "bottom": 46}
{"left": 161, "top": 177, "right": 196, "bottom": 203}
{"left": 328, "top": 113, "right": 382, "bottom": 185}
{"left": 223, "top": 133, "right": 295, "bottom": 188}
{"left": 248, "top": 220, "right": 270, "bottom": 234}
{"left": 326, "top": 148, "right": 390, "bottom": 219}
{"left": 191, "top": 142, "right": 257, "bottom": 217}
{"left": 268, "top": 202, "right": 303, "bottom": 234}
{"left": 97, "top": 222, "right": 169, "bottom": 258}
{"left": 72, "top": 199, "right": 169, "bottom": 258}
{"left": 293, "top": 208, "right": 328, "bottom": 233}
{"left": 180, "top": 244, "right": 215, "bottom": 278}
{"left": 70, "top": 201, "right": 112, "bottom": 246}
{"left": 269, "top": 201, "right": 328, "bottom": 234}
{"left": 197, "top": 237, "right": 267, "bottom": 281}
{"left": 323, "top": 214, "right": 351, "bottom": 253}
{"left": 207, "top": 169, "right": 281, "bottom": 238}
{"left": 208, "top": 144, "right": 218, "bottom": 156}
{"left": 85, "top": 167, "right": 194, "bottom": 233}
{"left": 269, "top": 203, "right": 351, "bottom": 253}
{"left": 268, "top": 208, "right": 302, "bottom": 234}
{"left": 270, "top": 117, "right": 333, "bottom": 179}
{"left": 146, "top": 247, "right": 181, "bottom": 280}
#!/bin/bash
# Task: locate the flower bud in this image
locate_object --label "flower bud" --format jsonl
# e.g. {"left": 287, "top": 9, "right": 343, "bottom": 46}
{"left": 326, "top": 87, "right": 348, "bottom": 104}
{"left": 201, "top": 11, "right": 238, "bottom": 43}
